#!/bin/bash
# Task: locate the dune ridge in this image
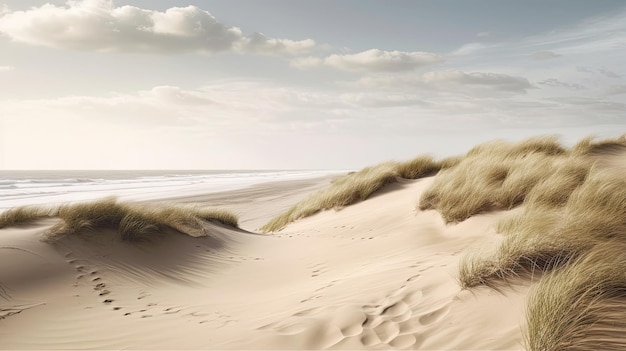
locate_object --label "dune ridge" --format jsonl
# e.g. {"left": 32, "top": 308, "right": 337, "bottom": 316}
{"left": 263, "top": 133, "right": 626, "bottom": 350}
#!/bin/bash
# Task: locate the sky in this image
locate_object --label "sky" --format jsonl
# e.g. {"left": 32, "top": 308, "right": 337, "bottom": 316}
{"left": 1, "top": 0, "right": 625, "bottom": 170}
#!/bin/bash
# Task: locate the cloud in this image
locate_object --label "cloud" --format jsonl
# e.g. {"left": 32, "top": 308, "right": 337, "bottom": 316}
{"left": 537, "top": 78, "right": 586, "bottom": 90}
{"left": 576, "top": 66, "right": 622, "bottom": 78}
{"left": 598, "top": 68, "right": 622, "bottom": 78}
{"left": 421, "top": 71, "right": 533, "bottom": 93}
{"left": 576, "top": 66, "right": 593, "bottom": 74}
{"left": 0, "top": 65, "right": 14, "bottom": 72}
{"left": 531, "top": 51, "right": 561, "bottom": 60}
{"left": 453, "top": 9, "right": 626, "bottom": 61}
{"left": 348, "top": 70, "right": 533, "bottom": 95}
{"left": 0, "top": 0, "right": 315, "bottom": 55}
{"left": 547, "top": 96, "right": 626, "bottom": 112}
{"left": 476, "top": 31, "right": 491, "bottom": 38}
{"left": 607, "top": 85, "right": 626, "bottom": 95}
{"left": 292, "top": 49, "right": 443, "bottom": 72}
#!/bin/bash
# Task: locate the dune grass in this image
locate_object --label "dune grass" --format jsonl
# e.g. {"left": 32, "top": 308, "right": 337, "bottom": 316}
{"left": 261, "top": 155, "right": 456, "bottom": 232}
{"left": 526, "top": 242, "right": 626, "bottom": 351}
{"left": 0, "top": 205, "right": 58, "bottom": 228}
{"left": 419, "top": 136, "right": 571, "bottom": 223}
{"left": 0, "top": 197, "right": 238, "bottom": 241}
{"left": 261, "top": 162, "right": 400, "bottom": 232}
{"left": 420, "top": 134, "right": 626, "bottom": 349}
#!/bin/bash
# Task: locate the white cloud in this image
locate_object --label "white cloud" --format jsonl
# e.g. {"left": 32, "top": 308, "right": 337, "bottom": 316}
{"left": 453, "top": 9, "right": 626, "bottom": 59}
{"left": 292, "top": 49, "right": 443, "bottom": 72}
{"left": 531, "top": 51, "right": 561, "bottom": 60}
{"left": 0, "top": 1, "right": 315, "bottom": 55}
{"left": 0, "top": 65, "right": 14, "bottom": 72}
{"left": 598, "top": 68, "right": 622, "bottom": 78}
{"left": 607, "top": 85, "right": 626, "bottom": 95}
{"left": 3, "top": 80, "right": 626, "bottom": 169}
{"left": 346, "top": 70, "right": 533, "bottom": 95}
{"left": 421, "top": 71, "right": 533, "bottom": 93}
{"left": 537, "top": 78, "right": 586, "bottom": 90}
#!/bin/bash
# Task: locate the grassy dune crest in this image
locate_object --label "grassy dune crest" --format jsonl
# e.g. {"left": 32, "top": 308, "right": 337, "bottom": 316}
{"left": 261, "top": 155, "right": 455, "bottom": 232}
{"left": 0, "top": 197, "right": 238, "bottom": 241}
{"left": 423, "top": 135, "right": 626, "bottom": 349}
{"left": 419, "top": 136, "right": 569, "bottom": 223}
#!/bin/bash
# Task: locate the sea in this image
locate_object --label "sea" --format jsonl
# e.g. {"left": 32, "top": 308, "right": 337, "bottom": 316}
{"left": 0, "top": 170, "right": 342, "bottom": 210}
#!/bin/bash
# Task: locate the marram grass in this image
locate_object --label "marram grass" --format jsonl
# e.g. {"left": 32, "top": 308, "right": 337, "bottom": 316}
{"left": 419, "top": 135, "right": 572, "bottom": 223}
{"left": 261, "top": 155, "right": 454, "bottom": 232}
{"left": 0, "top": 197, "right": 238, "bottom": 241}
{"left": 526, "top": 242, "right": 626, "bottom": 351}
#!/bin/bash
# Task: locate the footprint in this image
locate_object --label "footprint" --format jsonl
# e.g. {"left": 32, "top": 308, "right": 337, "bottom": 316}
{"left": 389, "top": 334, "right": 420, "bottom": 349}
{"left": 103, "top": 299, "right": 114, "bottom": 304}
{"left": 403, "top": 290, "right": 424, "bottom": 305}
{"left": 419, "top": 305, "right": 450, "bottom": 325}
{"left": 99, "top": 290, "right": 110, "bottom": 296}
{"left": 406, "top": 274, "right": 421, "bottom": 282}
{"left": 373, "top": 320, "right": 399, "bottom": 344}
{"left": 293, "top": 306, "right": 323, "bottom": 317}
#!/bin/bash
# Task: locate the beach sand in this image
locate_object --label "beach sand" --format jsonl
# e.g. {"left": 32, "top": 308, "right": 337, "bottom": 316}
{"left": 0, "top": 173, "right": 527, "bottom": 350}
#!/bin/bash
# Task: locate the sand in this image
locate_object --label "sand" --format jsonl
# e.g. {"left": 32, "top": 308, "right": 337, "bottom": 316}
{"left": 0, "top": 175, "right": 527, "bottom": 350}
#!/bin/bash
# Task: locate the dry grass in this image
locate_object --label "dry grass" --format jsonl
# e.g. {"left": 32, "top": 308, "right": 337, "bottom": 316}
{"left": 395, "top": 155, "right": 440, "bottom": 179}
{"left": 261, "top": 162, "right": 400, "bottom": 232}
{"left": 261, "top": 154, "right": 460, "bottom": 232}
{"left": 419, "top": 136, "right": 569, "bottom": 223}
{"left": 0, "top": 197, "right": 238, "bottom": 241}
{"left": 437, "top": 135, "right": 626, "bottom": 349}
{"left": 0, "top": 205, "right": 58, "bottom": 228}
{"left": 526, "top": 242, "right": 626, "bottom": 351}
{"left": 571, "top": 134, "right": 626, "bottom": 156}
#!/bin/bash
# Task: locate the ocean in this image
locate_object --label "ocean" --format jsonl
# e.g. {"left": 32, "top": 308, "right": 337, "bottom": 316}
{"left": 0, "top": 170, "right": 340, "bottom": 210}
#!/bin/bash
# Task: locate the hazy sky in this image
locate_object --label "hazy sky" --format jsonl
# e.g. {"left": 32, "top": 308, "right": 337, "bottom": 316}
{"left": 1, "top": 0, "right": 625, "bottom": 170}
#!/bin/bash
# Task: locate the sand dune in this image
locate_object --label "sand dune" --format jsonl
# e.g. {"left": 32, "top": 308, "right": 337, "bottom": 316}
{"left": 2, "top": 135, "right": 626, "bottom": 349}
{"left": 0, "top": 177, "right": 524, "bottom": 350}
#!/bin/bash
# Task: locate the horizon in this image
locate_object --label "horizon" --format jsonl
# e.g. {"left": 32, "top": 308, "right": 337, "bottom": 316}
{"left": 1, "top": 0, "right": 626, "bottom": 170}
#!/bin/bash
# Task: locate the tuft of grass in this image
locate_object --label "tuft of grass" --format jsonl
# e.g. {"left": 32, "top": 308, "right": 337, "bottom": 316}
{"left": 395, "top": 155, "right": 440, "bottom": 179}
{"left": 571, "top": 134, "right": 626, "bottom": 156}
{"left": 437, "top": 155, "right": 464, "bottom": 170}
{"left": 526, "top": 242, "right": 626, "bottom": 351}
{"left": 419, "top": 136, "right": 570, "bottom": 223}
{"left": 0, "top": 205, "right": 58, "bottom": 228}
{"left": 0, "top": 198, "right": 238, "bottom": 241}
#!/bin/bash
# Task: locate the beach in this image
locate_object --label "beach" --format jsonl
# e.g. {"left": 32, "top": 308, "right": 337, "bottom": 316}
{"left": 0, "top": 170, "right": 526, "bottom": 350}
{"left": 2, "top": 135, "right": 626, "bottom": 350}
